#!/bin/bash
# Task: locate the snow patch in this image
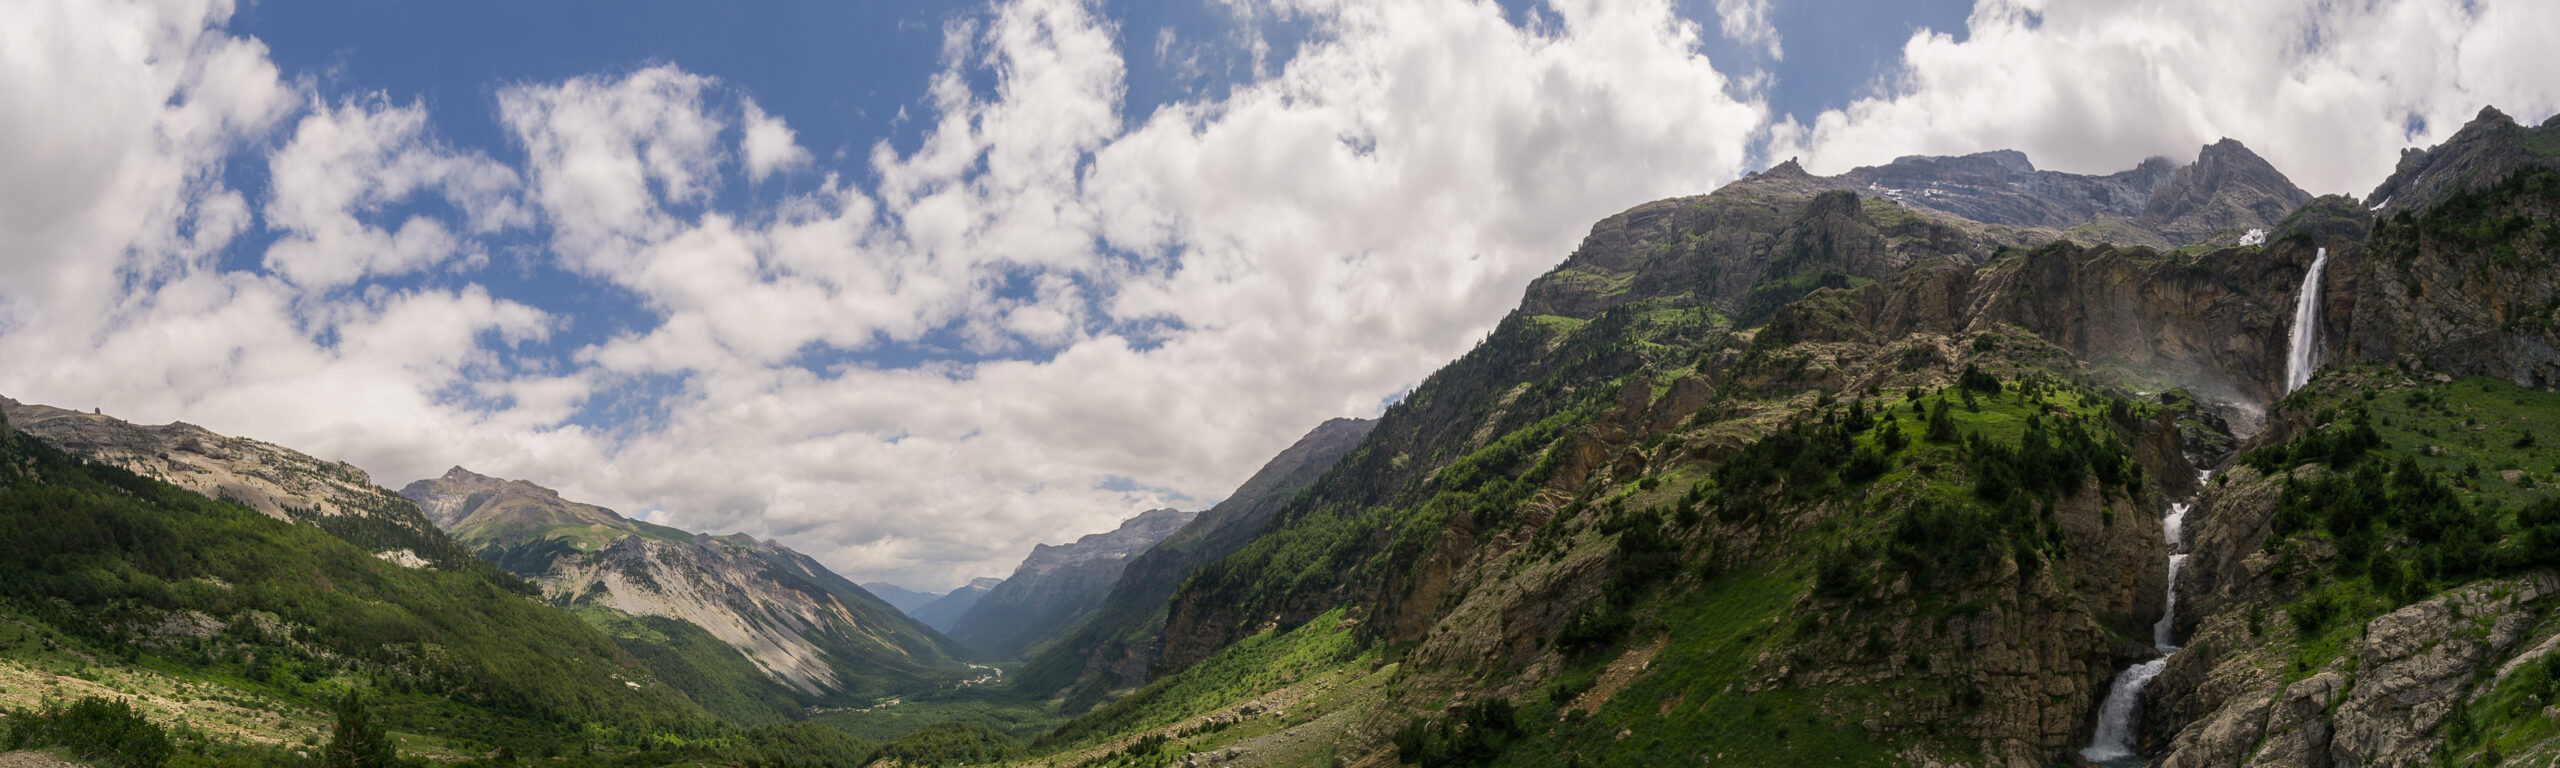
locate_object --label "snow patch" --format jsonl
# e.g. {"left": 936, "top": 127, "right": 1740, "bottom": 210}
{"left": 2238, "top": 228, "right": 2267, "bottom": 247}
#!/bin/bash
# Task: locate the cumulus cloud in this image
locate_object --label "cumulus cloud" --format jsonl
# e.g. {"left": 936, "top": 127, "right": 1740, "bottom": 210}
{"left": 262, "top": 96, "right": 527, "bottom": 290}
{"left": 448, "top": 0, "right": 1768, "bottom": 587}
{"left": 1771, "top": 0, "right": 2560, "bottom": 196}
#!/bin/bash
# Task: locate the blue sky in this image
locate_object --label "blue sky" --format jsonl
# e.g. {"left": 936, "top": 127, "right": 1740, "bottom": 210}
{"left": 4, "top": 0, "right": 2555, "bottom": 588}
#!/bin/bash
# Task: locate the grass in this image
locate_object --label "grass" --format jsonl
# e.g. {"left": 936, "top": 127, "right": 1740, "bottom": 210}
{"left": 2349, "top": 375, "right": 2560, "bottom": 509}
{"left": 1482, "top": 572, "right": 1898, "bottom": 767}
{"left": 1037, "top": 609, "right": 1367, "bottom": 753}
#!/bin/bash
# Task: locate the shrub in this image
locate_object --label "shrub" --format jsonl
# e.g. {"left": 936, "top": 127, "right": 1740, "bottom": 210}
{"left": 2, "top": 696, "right": 174, "bottom": 768}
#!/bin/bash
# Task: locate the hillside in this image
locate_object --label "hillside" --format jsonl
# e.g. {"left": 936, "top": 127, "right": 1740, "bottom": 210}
{"left": 946, "top": 508, "right": 1196, "bottom": 660}
{"left": 0, "top": 402, "right": 725, "bottom": 761}
{"left": 399, "top": 468, "right": 969, "bottom": 722}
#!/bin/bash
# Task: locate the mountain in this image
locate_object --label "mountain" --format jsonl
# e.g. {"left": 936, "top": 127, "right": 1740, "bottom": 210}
{"left": 944, "top": 507, "right": 1197, "bottom": 659}
{"left": 863, "top": 582, "right": 945, "bottom": 615}
{"left": 0, "top": 398, "right": 502, "bottom": 579}
{"left": 1011, "top": 417, "right": 1374, "bottom": 703}
{"left": 1003, "top": 108, "right": 2560, "bottom": 768}
{"left": 0, "top": 399, "right": 763, "bottom": 761}
{"left": 907, "top": 577, "right": 1000, "bottom": 633}
{"left": 2367, "top": 105, "right": 2560, "bottom": 217}
{"left": 399, "top": 467, "right": 967, "bottom": 720}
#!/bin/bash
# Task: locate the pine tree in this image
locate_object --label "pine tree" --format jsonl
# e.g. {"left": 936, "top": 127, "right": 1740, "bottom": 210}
{"left": 325, "top": 692, "right": 398, "bottom": 768}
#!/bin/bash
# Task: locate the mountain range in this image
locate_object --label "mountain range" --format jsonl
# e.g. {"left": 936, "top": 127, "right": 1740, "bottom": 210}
{"left": 4, "top": 105, "right": 2558, "bottom": 767}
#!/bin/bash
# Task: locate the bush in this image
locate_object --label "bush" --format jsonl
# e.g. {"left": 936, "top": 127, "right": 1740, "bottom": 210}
{"left": 3, "top": 696, "right": 174, "bottom": 768}
{"left": 1393, "top": 699, "right": 1524, "bottom": 768}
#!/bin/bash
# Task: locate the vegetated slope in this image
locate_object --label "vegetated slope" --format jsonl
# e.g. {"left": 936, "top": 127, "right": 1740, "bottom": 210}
{"left": 1011, "top": 417, "right": 1375, "bottom": 706}
{"left": 0, "top": 405, "right": 721, "bottom": 761}
{"left": 946, "top": 507, "right": 1196, "bottom": 660}
{"left": 1003, "top": 109, "right": 2560, "bottom": 767}
{"left": 907, "top": 578, "right": 1000, "bottom": 633}
{"left": 399, "top": 468, "right": 967, "bottom": 721}
{"left": 0, "top": 399, "right": 503, "bottom": 581}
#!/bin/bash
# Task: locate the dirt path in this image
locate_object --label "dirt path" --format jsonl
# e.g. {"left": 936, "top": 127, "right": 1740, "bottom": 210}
{"left": 0, "top": 751, "right": 82, "bottom": 767}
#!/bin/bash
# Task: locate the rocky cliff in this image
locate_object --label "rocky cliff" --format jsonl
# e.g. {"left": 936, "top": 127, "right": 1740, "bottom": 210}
{"left": 946, "top": 507, "right": 1197, "bottom": 659}
{"left": 399, "top": 468, "right": 965, "bottom": 705}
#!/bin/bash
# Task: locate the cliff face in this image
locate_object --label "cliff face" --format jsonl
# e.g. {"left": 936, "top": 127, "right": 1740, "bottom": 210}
{"left": 2333, "top": 164, "right": 2560, "bottom": 389}
{"left": 399, "top": 468, "right": 964, "bottom": 702}
{"left": 946, "top": 507, "right": 1196, "bottom": 658}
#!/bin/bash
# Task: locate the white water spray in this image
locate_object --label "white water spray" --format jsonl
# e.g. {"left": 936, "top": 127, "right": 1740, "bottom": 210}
{"left": 2083, "top": 470, "right": 2214, "bottom": 765}
{"left": 2283, "top": 248, "right": 2330, "bottom": 393}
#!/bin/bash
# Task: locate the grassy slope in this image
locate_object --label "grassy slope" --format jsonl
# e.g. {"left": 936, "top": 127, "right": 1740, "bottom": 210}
{"left": 0, "top": 426, "right": 729, "bottom": 761}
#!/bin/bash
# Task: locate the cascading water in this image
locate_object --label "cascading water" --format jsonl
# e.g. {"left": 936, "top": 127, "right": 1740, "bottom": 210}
{"left": 2283, "top": 248, "right": 2330, "bottom": 393}
{"left": 2082, "top": 470, "right": 2213, "bottom": 766}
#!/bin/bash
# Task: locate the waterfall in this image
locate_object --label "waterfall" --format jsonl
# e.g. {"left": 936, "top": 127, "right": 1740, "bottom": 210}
{"left": 2083, "top": 470, "right": 2214, "bottom": 765}
{"left": 2083, "top": 658, "right": 2169, "bottom": 763}
{"left": 2283, "top": 248, "right": 2330, "bottom": 393}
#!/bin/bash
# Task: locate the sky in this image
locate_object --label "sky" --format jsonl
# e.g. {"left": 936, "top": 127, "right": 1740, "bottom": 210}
{"left": 3, "top": 0, "right": 2556, "bottom": 591}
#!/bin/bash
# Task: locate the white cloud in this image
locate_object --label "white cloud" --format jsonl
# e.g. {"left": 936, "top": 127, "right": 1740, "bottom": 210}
{"left": 262, "top": 96, "right": 527, "bottom": 290}
{"left": 740, "top": 101, "right": 809, "bottom": 183}
{"left": 1713, "top": 0, "right": 1780, "bottom": 60}
{"left": 1771, "top": 0, "right": 2560, "bottom": 197}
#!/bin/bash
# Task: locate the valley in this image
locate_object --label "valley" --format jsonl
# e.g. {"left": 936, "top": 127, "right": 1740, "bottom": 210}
{"left": 5, "top": 107, "right": 2560, "bottom": 768}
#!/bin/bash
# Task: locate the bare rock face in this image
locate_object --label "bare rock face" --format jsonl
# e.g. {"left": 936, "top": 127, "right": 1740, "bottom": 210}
{"left": 1, "top": 396, "right": 477, "bottom": 571}
{"left": 2331, "top": 166, "right": 2560, "bottom": 389}
{"left": 2326, "top": 573, "right": 2559, "bottom": 767}
{"left": 947, "top": 507, "right": 1198, "bottom": 658}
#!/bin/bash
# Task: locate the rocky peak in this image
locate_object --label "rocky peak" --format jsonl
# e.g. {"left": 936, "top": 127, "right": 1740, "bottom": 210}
{"left": 1828, "top": 148, "right": 2180, "bottom": 230}
{"left": 965, "top": 576, "right": 1003, "bottom": 591}
{"left": 2366, "top": 104, "right": 2560, "bottom": 216}
{"left": 2136, "top": 138, "right": 2312, "bottom": 244}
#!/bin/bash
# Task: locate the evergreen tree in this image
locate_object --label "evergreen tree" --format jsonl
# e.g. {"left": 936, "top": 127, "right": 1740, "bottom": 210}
{"left": 324, "top": 692, "right": 398, "bottom": 768}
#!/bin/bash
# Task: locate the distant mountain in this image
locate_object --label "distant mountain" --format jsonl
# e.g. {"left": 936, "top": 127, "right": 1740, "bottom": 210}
{"left": 399, "top": 468, "right": 967, "bottom": 720}
{"left": 1013, "top": 417, "right": 1374, "bottom": 703}
{"left": 907, "top": 577, "right": 1001, "bottom": 633}
{"left": 863, "top": 582, "right": 945, "bottom": 615}
{"left": 946, "top": 507, "right": 1198, "bottom": 659}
